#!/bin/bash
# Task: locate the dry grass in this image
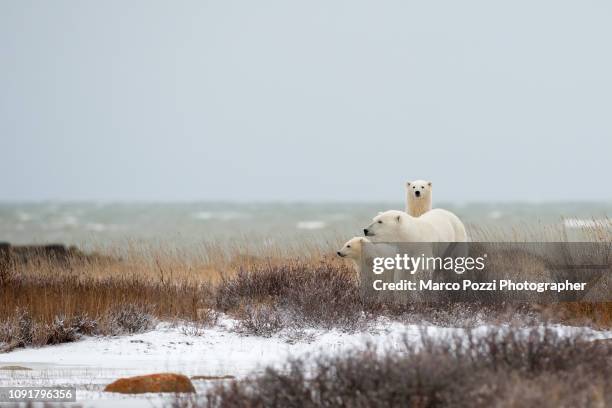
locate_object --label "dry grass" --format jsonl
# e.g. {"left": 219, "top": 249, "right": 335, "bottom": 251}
{"left": 215, "top": 259, "right": 365, "bottom": 330}
{"left": 1, "top": 225, "right": 611, "bottom": 351}
{"left": 0, "top": 248, "right": 215, "bottom": 349}
{"left": 173, "top": 326, "right": 612, "bottom": 408}
{"left": 467, "top": 217, "right": 612, "bottom": 242}
{"left": 0, "top": 243, "right": 349, "bottom": 349}
{"left": 0, "top": 240, "right": 338, "bottom": 323}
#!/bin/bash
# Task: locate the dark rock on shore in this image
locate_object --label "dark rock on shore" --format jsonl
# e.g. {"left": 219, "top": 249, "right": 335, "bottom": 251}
{"left": 0, "top": 242, "right": 115, "bottom": 276}
{"left": 1, "top": 242, "right": 83, "bottom": 264}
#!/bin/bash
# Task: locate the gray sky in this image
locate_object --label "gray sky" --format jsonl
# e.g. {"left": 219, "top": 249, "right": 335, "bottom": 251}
{"left": 1, "top": 1, "right": 611, "bottom": 203}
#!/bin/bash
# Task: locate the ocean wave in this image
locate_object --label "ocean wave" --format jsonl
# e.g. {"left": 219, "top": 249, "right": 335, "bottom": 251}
{"left": 16, "top": 211, "right": 32, "bottom": 222}
{"left": 193, "top": 211, "right": 214, "bottom": 220}
{"left": 85, "top": 223, "right": 107, "bottom": 232}
{"left": 192, "top": 211, "right": 249, "bottom": 221}
{"left": 62, "top": 215, "right": 79, "bottom": 226}
{"left": 487, "top": 210, "right": 503, "bottom": 220}
{"left": 327, "top": 213, "right": 349, "bottom": 221}
{"left": 84, "top": 222, "right": 126, "bottom": 232}
{"left": 296, "top": 221, "right": 326, "bottom": 230}
{"left": 563, "top": 218, "right": 612, "bottom": 229}
{"left": 41, "top": 215, "right": 79, "bottom": 230}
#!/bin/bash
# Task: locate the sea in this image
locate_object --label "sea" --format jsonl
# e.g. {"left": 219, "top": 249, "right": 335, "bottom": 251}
{"left": 0, "top": 202, "right": 610, "bottom": 251}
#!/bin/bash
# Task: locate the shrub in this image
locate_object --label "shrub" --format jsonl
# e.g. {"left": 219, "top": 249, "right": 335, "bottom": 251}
{"left": 0, "top": 310, "right": 101, "bottom": 351}
{"left": 44, "top": 316, "right": 81, "bottom": 345}
{"left": 107, "top": 304, "right": 156, "bottom": 335}
{"left": 235, "top": 304, "right": 285, "bottom": 337}
{"left": 216, "top": 261, "right": 366, "bottom": 331}
{"left": 192, "top": 326, "right": 611, "bottom": 408}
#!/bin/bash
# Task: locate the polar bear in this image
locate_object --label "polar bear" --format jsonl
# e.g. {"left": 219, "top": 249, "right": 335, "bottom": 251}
{"left": 337, "top": 237, "right": 398, "bottom": 266}
{"left": 337, "top": 236, "right": 369, "bottom": 262}
{"left": 337, "top": 236, "right": 397, "bottom": 283}
{"left": 337, "top": 236, "right": 370, "bottom": 279}
{"left": 363, "top": 209, "right": 467, "bottom": 242}
{"left": 405, "top": 180, "right": 432, "bottom": 217}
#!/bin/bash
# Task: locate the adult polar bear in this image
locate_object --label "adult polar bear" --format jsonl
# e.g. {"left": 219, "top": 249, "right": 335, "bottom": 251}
{"left": 405, "top": 180, "right": 432, "bottom": 217}
{"left": 363, "top": 209, "right": 468, "bottom": 302}
{"left": 363, "top": 209, "right": 467, "bottom": 242}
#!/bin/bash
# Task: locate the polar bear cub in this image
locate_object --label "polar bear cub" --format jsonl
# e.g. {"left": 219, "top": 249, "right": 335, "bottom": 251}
{"left": 363, "top": 209, "right": 467, "bottom": 242}
{"left": 337, "top": 236, "right": 369, "bottom": 261}
{"left": 406, "top": 180, "right": 432, "bottom": 217}
{"left": 337, "top": 236, "right": 397, "bottom": 277}
{"left": 336, "top": 237, "right": 397, "bottom": 264}
{"left": 337, "top": 236, "right": 370, "bottom": 278}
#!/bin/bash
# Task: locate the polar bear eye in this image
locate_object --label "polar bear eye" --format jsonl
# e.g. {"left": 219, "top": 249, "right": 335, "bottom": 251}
{"left": 378, "top": 220, "right": 383, "bottom": 224}
{"left": 421, "top": 186, "right": 425, "bottom": 189}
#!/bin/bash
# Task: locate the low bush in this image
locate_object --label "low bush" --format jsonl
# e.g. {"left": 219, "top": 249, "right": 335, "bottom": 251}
{"left": 106, "top": 304, "right": 156, "bottom": 335}
{"left": 216, "top": 260, "right": 367, "bottom": 331}
{"left": 0, "top": 309, "right": 101, "bottom": 351}
{"left": 235, "top": 304, "right": 286, "bottom": 337}
{"left": 0, "top": 304, "right": 155, "bottom": 352}
{"left": 176, "top": 326, "right": 612, "bottom": 407}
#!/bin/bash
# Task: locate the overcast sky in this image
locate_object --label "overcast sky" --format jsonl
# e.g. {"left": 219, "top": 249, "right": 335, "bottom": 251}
{"left": 1, "top": 1, "right": 611, "bottom": 203}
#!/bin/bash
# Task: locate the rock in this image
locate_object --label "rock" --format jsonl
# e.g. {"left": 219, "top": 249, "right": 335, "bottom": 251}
{"left": 0, "top": 242, "right": 116, "bottom": 270}
{"left": 0, "top": 243, "right": 72, "bottom": 266}
{"left": 104, "top": 373, "right": 195, "bottom": 394}
{"left": 0, "top": 365, "right": 32, "bottom": 371}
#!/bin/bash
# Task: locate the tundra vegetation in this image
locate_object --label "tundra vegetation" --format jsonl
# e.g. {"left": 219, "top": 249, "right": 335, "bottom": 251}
{"left": 0, "top": 223, "right": 610, "bottom": 350}
{"left": 0, "top": 225, "right": 610, "bottom": 407}
{"left": 175, "top": 326, "right": 612, "bottom": 408}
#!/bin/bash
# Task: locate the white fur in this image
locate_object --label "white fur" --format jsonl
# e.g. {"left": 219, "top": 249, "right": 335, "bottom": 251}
{"left": 337, "top": 236, "right": 369, "bottom": 278}
{"left": 405, "top": 180, "right": 432, "bottom": 217}
{"left": 337, "top": 236, "right": 396, "bottom": 275}
{"left": 337, "top": 236, "right": 369, "bottom": 262}
{"left": 364, "top": 209, "right": 467, "bottom": 242}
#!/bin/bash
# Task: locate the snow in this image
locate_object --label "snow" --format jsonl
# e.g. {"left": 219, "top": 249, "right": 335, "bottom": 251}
{"left": 0, "top": 316, "right": 610, "bottom": 407}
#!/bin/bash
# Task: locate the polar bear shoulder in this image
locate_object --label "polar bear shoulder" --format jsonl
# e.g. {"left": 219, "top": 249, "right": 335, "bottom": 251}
{"left": 365, "top": 209, "right": 467, "bottom": 242}
{"left": 419, "top": 209, "right": 467, "bottom": 242}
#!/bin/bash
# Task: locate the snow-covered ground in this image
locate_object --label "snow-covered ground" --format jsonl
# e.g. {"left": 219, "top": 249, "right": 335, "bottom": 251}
{"left": 1, "top": 317, "right": 610, "bottom": 408}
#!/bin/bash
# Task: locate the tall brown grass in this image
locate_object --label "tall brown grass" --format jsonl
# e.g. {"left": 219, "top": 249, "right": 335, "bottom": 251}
{"left": 0, "top": 242, "right": 346, "bottom": 349}
{"left": 1, "top": 222, "right": 611, "bottom": 351}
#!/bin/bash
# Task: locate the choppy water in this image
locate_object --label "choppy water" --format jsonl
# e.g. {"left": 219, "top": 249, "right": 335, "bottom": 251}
{"left": 0, "top": 202, "right": 610, "bottom": 250}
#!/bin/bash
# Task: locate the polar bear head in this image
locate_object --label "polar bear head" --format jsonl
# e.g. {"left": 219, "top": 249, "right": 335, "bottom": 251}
{"left": 336, "top": 236, "right": 369, "bottom": 260}
{"left": 406, "top": 180, "right": 432, "bottom": 200}
{"left": 363, "top": 210, "right": 407, "bottom": 241}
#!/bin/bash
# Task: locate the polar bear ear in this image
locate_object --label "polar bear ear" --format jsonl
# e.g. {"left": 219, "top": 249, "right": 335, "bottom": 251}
{"left": 396, "top": 215, "right": 402, "bottom": 223}
{"left": 427, "top": 181, "right": 432, "bottom": 187}
{"left": 406, "top": 181, "right": 411, "bottom": 187}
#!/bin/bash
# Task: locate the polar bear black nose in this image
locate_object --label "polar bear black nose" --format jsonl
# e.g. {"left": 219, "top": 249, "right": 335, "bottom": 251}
{"left": 415, "top": 190, "right": 421, "bottom": 197}
{"left": 337, "top": 251, "right": 342, "bottom": 256}
{"left": 363, "top": 228, "right": 369, "bottom": 235}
